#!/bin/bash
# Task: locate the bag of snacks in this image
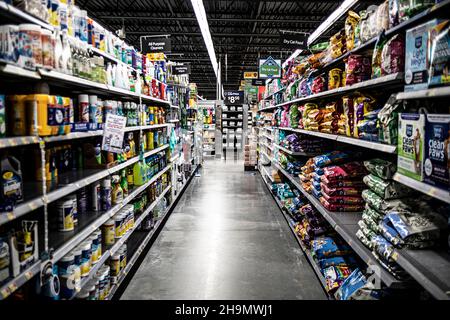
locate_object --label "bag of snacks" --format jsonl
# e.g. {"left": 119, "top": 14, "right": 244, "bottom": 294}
{"left": 345, "top": 11, "right": 361, "bottom": 51}
{"left": 324, "top": 265, "right": 352, "bottom": 293}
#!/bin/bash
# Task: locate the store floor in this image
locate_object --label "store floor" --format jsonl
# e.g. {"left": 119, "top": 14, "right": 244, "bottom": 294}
{"left": 121, "top": 159, "right": 326, "bottom": 300}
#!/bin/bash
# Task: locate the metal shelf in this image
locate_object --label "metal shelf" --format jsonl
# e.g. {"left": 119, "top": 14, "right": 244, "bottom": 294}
{"left": 271, "top": 161, "right": 404, "bottom": 288}
{"left": 258, "top": 73, "right": 403, "bottom": 112}
{"left": 0, "top": 136, "right": 40, "bottom": 149}
{"left": 393, "top": 173, "right": 450, "bottom": 204}
{"left": 262, "top": 86, "right": 286, "bottom": 101}
{"left": 278, "top": 127, "right": 397, "bottom": 154}
{"left": 45, "top": 145, "right": 169, "bottom": 205}
{"left": 50, "top": 163, "right": 172, "bottom": 263}
{"left": 107, "top": 166, "right": 198, "bottom": 300}
{"left": 124, "top": 124, "right": 170, "bottom": 132}
{"left": 0, "top": 195, "right": 45, "bottom": 227}
{"left": 43, "top": 131, "right": 104, "bottom": 143}
{"left": 0, "top": 2, "right": 54, "bottom": 31}
{"left": 71, "top": 185, "right": 172, "bottom": 299}
{"left": 391, "top": 248, "right": 450, "bottom": 300}
{"left": 397, "top": 86, "right": 450, "bottom": 100}
{"left": 260, "top": 170, "right": 331, "bottom": 298}
{"left": 0, "top": 63, "right": 41, "bottom": 80}
{"left": 0, "top": 261, "right": 41, "bottom": 301}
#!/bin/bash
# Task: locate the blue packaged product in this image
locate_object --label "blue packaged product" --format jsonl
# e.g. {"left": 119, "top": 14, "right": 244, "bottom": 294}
{"left": 335, "top": 268, "right": 381, "bottom": 300}
{"left": 311, "top": 237, "right": 353, "bottom": 259}
{"left": 423, "top": 114, "right": 450, "bottom": 191}
{"left": 404, "top": 19, "right": 440, "bottom": 92}
{"left": 317, "top": 256, "right": 357, "bottom": 269}
{"left": 429, "top": 20, "right": 450, "bottom": 87}
{"left": 313, "top": 151, "right": 349, "bottom": 168}
{"left": 312, "top": 186, "right": 322, "bottom": 199}
{"left": 0, "top": 95, "right": 5, "bottom": 138}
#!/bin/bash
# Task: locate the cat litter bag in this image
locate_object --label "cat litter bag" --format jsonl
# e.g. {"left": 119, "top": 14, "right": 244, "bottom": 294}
{"left": 363, "top": 174, "right": 413, "bottom": 199}
{"left": 363, "top": 158, "right": 397, "bottom": 180}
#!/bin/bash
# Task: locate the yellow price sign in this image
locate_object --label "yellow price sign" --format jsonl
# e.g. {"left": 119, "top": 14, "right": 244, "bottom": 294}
{"left": 244, "top": 72, "right": 258, "bottom": 79}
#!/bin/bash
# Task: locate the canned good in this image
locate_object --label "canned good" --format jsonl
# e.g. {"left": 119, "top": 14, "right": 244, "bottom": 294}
{"left": 110, "top": 253, "right": 120, "bottom": 278}
{"left": 80, "top": 241, "right": 92, "bottom": 277}
{"left": 56, "top": 198, "right": 74, "bottom": 232}
{"left": 95, "top": 230, "right": 102, "bottom": 259}
{"left": 68, "top": 194, "right": 78, "bottom": 226}
{"left": 89, "top": 234, "right": 99, "bottom": 264}
{"left": 86, "top": 282, "right": 98, "bottom": 300}
{"left": 119, "top": 245, "right": 127, "bottom": 271}
{"left": 101, "top": 219, "right": 115, "bottom": 246}
{"left": 58, "top": 253, "right": 79, "bottom": 299}
{"left": 114, "top": 215, "right": 123, "bottom": 239}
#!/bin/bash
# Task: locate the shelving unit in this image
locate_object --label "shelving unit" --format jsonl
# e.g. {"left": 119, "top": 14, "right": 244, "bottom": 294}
{"left": 273, "top": 143, "right": 318, "bottom": 157}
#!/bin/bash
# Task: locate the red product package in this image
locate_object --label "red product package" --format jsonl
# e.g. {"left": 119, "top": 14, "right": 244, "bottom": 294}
{"left": 320, "top": 176, "right": 366, "bottom": 188}
{"left": 320, "top": 183, "right": 363, "bottom": 196}
{"left": 321, "top": 192, "right": 364, "bottom": 205}
{"left": 322, "top": 162, "right": 368, "bottom": 182}
{"left": 320, "top": 197, "right": 364, "bottom": 212}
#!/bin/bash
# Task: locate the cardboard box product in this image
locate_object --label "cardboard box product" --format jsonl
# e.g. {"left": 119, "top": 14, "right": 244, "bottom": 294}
{"left": 423, "top": 114, "right": 450, "bottom": 191}
{"left": 397, "top": 113, "right": 425, "bottom": 181}
{"left": 405, "top": 19, "right": 440, "bottom": 92}
{"left": 429, "top": 20, "right": 450, "bottom": 87}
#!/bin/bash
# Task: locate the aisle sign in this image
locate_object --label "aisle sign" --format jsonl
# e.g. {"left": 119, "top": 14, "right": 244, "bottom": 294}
{"left": 259, "top": 56, "right": 281, "bottom": 79}
{"left": 141, "top": 36, "right": 171, "bottom": 53}
{"left": 244, "top": 71, "right": 258, "bottom": 79}
{"left": 172, "top": 63, "right": 191, "bottom": 75}
{"left": 224, "top": 90, "right": 244, "bottom": 105}
{"left": 102, "top": 114, "right": 127, "bottom": 154}
{"left": 252, "top": 79, "right": 265, "bottom": 86}
{"left": 280, "top": 33, "right": 308, "bottom": 49}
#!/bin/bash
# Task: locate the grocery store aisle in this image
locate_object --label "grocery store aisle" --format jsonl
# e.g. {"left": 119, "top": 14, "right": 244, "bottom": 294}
{"left": 121, "top": 159, "right": 326, "bottom": 300}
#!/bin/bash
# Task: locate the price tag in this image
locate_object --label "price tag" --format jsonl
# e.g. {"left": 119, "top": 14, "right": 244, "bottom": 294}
{"left": 8, "top": 283, "right": 18, "bottom": 292}
{"left": 7, "top": 212, "right": 15, "bottom": 221}
{"left": 1, "top": 288, "right": 10, "bottom": 299}
{"left": 10, "top": 139, "right": 17, "bottom": 146}
{"left": 25, "top": 272, "right": 33, "bottom": 280}
{"left": 391, "top": 251, "right": 399, "bottom": 261}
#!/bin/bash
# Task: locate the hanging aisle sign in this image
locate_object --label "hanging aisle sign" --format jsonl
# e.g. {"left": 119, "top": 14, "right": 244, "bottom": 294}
{"left": 224, "top": 91, "right": 244, "bottom": 105}
{"left": 252, "top": 79, "right": 265, "bottom": 86}
{"left": 259, "top": 56, "right": 282, "bottom": 79}
{"left": 172, "top": 63, "right": 191, "bottom": 75}
{"left": 280, "top": 33, "right": 308, "bottom": 49}
{"left": 102, "top": 114, "right": 127, "bottom": 153}
{"left": 141, "top": 36, "right": 171, "bottom": 53}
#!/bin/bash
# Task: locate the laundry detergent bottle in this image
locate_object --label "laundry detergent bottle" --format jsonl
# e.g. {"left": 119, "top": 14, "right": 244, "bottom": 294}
{"left": 0, "top": 156, "right": 24, "bottom": 211}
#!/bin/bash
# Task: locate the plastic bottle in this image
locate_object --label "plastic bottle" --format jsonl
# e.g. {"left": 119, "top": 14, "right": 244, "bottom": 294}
{"left": 106, "top": 62, "right": 113, "bottom": 86}
{"left": 0, "top": 156, "right": 24, "bottom": 209}
{"left": 89, "top": 95, "right": 98, "bottom": 125}
{"left": 54, "top": 30, "right": 63, "bottom": 72}
{"left": 126, "top": 167, "right": 134, "bottom": 189}
{"left": 111, "top": 175, "right": 123, "bottom": 205}
{"left": 101, "top": 177, "right": 112, "bottom": 211}
{"left": 133, "top": 151, "right": 146, "bottom": 186}
{"left": 61, "top": 31, "right": 73, "bottom": 74}
{"left": 120, "top": 170, "right": 128, "bottom": 197}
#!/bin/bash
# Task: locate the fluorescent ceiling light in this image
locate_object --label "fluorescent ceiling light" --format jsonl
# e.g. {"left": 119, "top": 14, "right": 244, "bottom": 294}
{"left": 190, "top": 0, "right": 218, "bottom": 77}
{"left": 307, "top": 0, "right": 358, "bottom": 46}
{"left": 282, "top": 49, "right": 303, "bottom": 68}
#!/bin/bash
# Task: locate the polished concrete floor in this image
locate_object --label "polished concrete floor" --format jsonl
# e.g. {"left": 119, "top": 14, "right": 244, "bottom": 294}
{"left": 121, "top": 159, "right": 326, "bottom": 300}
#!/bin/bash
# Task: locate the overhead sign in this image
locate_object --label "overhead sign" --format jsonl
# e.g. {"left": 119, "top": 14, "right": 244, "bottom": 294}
{"left": 141, "top": 36, "right": 171, "bottom": 53}
{"left": 280, "top": 33, "right": 308, "bottom": 49}
{"left": 252, "top": 79, "right": 265, "bottom": 86}
{"left": 259, "top": 56, "right": 281, "bottom": 79}
{"left": 172, "top": 64, "right": 191, "bottom": 75}
{"left": 244, "top": 71, "right": 258, "bottom": 79}
{"left": 224, "top": 90, "right": 244, "bottom": 105}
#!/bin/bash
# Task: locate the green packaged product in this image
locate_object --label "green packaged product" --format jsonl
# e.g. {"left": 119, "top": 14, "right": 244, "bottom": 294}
{"left": 310, "top": 42, "right": 329, "bottom": 53}
{"left": 361, "top": 189, "right": 408, "bottom": 212}
{"left": 362, "top": 212, "right": 381, "bottom": 233}
{"left": 357, "top": 220, "right": 377, "bottom": 240}
{"left": 363, "top": 174, "right": 412, "bottom": 199}
{"left": 363, "top": 158, "right": 397, "bottom": 179}
{"left": 356, "top": 229, "right": 373, "bottom": 250}
{"left": 377, "top": 94, "right": 404, "bottom": 145}
{"left": 290, "top": 104, "right": 300, "bottom": 129}
{"left": 363, "top": 204, "right": 384, "bottom": 223}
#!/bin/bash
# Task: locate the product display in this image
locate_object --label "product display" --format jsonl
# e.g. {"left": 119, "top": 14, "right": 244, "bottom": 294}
{"left": 0, "top": 0, "right": 449, "bottom": 306}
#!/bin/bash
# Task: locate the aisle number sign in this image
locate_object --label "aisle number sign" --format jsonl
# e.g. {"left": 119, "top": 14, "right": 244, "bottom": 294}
{"left": 244, "top": 72, "right": 258, "bottom": 79}
{"left": 259, "top": 56, "right": 281, "bottom": 79}
{"left": 102, "top": 114, "right": 127, "bottom": 153}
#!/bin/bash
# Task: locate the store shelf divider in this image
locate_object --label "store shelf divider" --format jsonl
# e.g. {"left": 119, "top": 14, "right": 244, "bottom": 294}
{"left": 0, "top": 261, "right": 41, "bottom": 301}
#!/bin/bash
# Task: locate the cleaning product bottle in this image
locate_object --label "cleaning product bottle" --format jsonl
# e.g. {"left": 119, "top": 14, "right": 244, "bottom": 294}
{"left": 133, "top": 147, "right": 146, "bottom": 186}
{"left": 111, "top": 175, "right": 123, "bottom": 205}
{"left": 126, "top": 167, "right": 134, "bottom": 189}
{"left": 0, "top": 155, "right": 24, "bottom": 210}
{"left": 120, "top": 170, "right": 128, "bottom": 197}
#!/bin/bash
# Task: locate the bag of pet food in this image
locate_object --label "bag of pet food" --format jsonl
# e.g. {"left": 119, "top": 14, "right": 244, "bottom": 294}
{"left": 320, "top": 197, "right": 365, "bottom": 212}
{"left": 324, "top": 265, "right": 353, "bottom": 293}
{"left": 381, "top": 34, "right": 405, "bottom": 76}
{"left": 322, "top": 192, "right": 365, "bottom": 205}
{"left": 378, "top": 94, "right": 404, "bottom": 145}
{"left": 322, "top": 161, "right": 368, "bottom": 181}
{"left": 345, "top": 11, "right": 361, "bottom": 51}
{"left": 363, "top": 174, "right": 413, "bottom": 199}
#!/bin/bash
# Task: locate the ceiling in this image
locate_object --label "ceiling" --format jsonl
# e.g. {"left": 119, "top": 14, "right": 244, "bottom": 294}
{"left": 83, "top": 0, "right": 365, "bottom": 99}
